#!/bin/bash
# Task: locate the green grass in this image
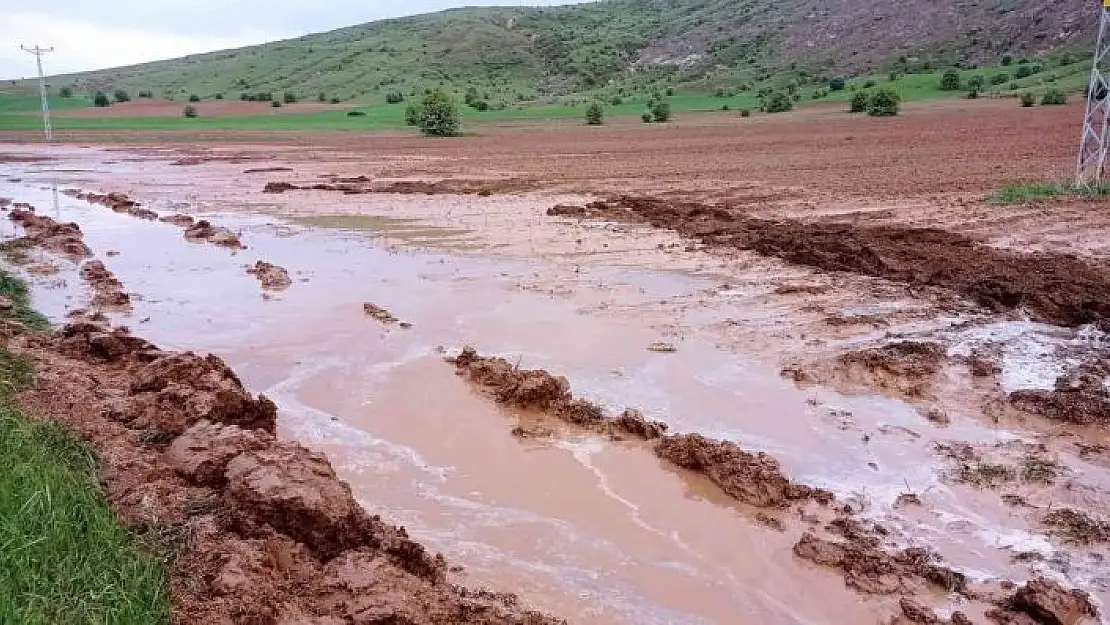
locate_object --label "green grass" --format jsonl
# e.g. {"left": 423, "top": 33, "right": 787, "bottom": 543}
{"left": 990, "top": 181, "right": 1110, "bottom": 205}
{"left": 0, "top": 93, "right": 92, "bottom": 114}
{"left": 0, "top": 271, "right": 171, "bottom": 625}
{"left": 0, "top": 270, "right": 49, "bottom": 331}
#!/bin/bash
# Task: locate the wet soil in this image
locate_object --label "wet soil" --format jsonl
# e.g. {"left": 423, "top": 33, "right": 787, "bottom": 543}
{"left": 246, "top": 261, "right": 292, "bottom": 291}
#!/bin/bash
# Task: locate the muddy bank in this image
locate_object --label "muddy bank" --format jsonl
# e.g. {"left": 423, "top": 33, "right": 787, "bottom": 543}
{"left": 784, "top": 341, "right": 947, "bottom": 402}
{"left": 246, "top": 261, "right": 291, "bottom": 291}
{"left": 1010, "top": 356, "right": 1110, "bottom": 426}
{"left": 263, "top": 176, "right": 539, "bottom": 197}
{"left": 79, "top": 259, "right": 131, "bottom": 310}
{"left": 550, "top": 196, "right": 1110, "bottom": 329}
{"left": 5, "top": 320, "right": 563, "bottom": 624}
{"left": 65, "top": 190, "right": 159, "bottom": 221}
{"left": 6, "top": 208, "right": 92, "bottom": 258}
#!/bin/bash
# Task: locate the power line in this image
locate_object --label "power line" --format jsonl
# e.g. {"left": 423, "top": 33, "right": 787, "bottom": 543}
{"left": 21, "top": 44, "right": 54, "bottom": 141}
{"left": 1077, "top": 4, "right": 1110, "bottom": 187}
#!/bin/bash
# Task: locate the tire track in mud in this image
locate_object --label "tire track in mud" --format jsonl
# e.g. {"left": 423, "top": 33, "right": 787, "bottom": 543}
{"left": 547, "top": 196, "right": 1110, "bottom": 329}
{"left": 446, "top": 347, "right": 1100, "bottom": 625}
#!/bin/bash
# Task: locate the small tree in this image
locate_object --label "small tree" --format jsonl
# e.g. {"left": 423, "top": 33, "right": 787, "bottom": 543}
{"left": 585, "top": 102, "right": 604, "bottom": 125}
{"left": 968, "top": 75, "right": 986, "bottom": 91}
{"left": 183, "top": 104, "right": 199, "bottom": 118}
{"left": 867, "top": 88, "right": 901, "bottom": 116}
{"left": 385, "top": 91, "right": 404, "bottom": 104}
{"left": 990, "top": 73, "right": 1010, "bottom": 85}
{"left": 271, "top": 100, "right": 282, "bottom": 108}
{"left": 650, "top": 98, "right": 671, "bottom": 122}
{"left": 283, "top": 92, "right": 297, "bottom": 104}
{"left": 93, "top": 91, "right": 110, "bottom": 107}
{"left": 1001, "top": 55, "right": 1013, "bottom": 66}
{"left": 418, "top": 89, "right": 460, "bottom": 137}
{"left": 113, "top": 88, "right": 131, "bottom": 103}
{"left": 318, "top": 92, "right": 327, "bottom": 102}
{"left": 849, "top": 90, "right": 870, "bottom": 113}
{"left": 740, "top": 108, "right": 751, "bottom": 117}
{"left": 58, "top": 86, "right": 73, "bottom": 98}
{"left": 763, "top": 91, "right": 793, "bottom": 113}
{"left": 829, "top": 76, "right": 846, "bottom": 91}
{"left": 404, "top": 103, "right": 422, "bottom": 126}
{"left": 1040, "top": 88, "right": 1067, "bottom": 105}
{"left": 1015, "top": 64, "right": 1034, "bottom": 79}
{"left": 641, "top": 112, "right": 652, "bottom": 123}
{"left": 1020, "top": 92, "right": 1036, "bottom": 107}
{"left": 940, "top": 69, "right": 961, "bottom": 91}
{"left": 188, "top": 94, "right": 200, "bottom": 102}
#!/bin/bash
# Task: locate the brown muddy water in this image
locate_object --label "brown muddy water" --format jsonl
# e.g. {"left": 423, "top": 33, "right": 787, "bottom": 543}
{"left": 2, "top": 146, "right": 1107, "bottom": 624}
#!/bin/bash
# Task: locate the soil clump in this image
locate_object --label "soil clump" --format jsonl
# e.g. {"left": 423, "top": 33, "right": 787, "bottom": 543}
{"left": 79, "top": 259, "right": 131, "bottom": 310}
{"left": 246, "top": 261, "right": 292, "bottom": 291}
{"left": 1010, "top": 357, "right": 1110, "bottom": 426}
{"left": 7, "top": 208, "right": 92, "bottom": 258}
{"left": 184, "top": 220, "right": 243, "bottom": 249}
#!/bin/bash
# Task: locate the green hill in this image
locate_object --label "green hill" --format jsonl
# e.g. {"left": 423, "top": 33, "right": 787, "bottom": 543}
{"left": 19, "top": 0, "right": 1103, "bottom": 107}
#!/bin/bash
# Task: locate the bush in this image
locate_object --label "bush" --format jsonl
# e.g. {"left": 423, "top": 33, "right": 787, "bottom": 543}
{"left": 665, "top": 87, "right": 674, "bottom": 96}
{"left": 1015, "top": 64, "right": 1034, "bottom": 79}
{"left": 641, "top": 112, "right": 652, "bottom": 123}
{"left": 318, "top": 92, "right": 327, "bottom": 102}
{"left": 113, "top": 89, "right": 131, "bottom": 103}
{"left": 863, "top": 79, "right": 877, "bottom": 88}
{"left": 610, "top": 95, "right": 623, "bottom": 105}
{"left": 93, "top": 91, "right": 110, "bottom": 107}
{"left": 346, "top": 110, "right": 366, "bottom": 117}
{"left": 418, "top": 89, "right": 460, "bottom": 137}
{"left": 650, "top": 98, "right": 671, "bottom": 122}
{"left": 471, "top": 99, "right": 489, "bottom": 112}
{"left": 1041, "top": 88, "right": 1067, "bottom": 105}
{"left": 214, "top": 93, "right": 223, "bottom": 100}
{"left": 968, "top": 75, "right": 986, "bottom": 91}
{"left": 763, "top": 91, "right": 793, "bottom": 113}
{"left": 385, "top": 91, "right": 404, "bottom": 104}
{"left": 829, "top": 76, "right": 846, "bottom": 91}
{"left": 404, "top": 104, "right": 421, "bottom": 126}
{"left": 183, "top": 104, "right": 199, "bottom": 118}
{"left": 940, "top": 69, "right": 961, "bottom": 91}
{"left": 283, "top": 92, "right": 297, "bottom": 104}
{"left": 585, "top": 102, "right": 604, "bottom": 125}
{"left": 966, "top": 90, "right": 979, "bottom": 99}
{"left": 867, "top": 88, "right": 901, "bottom": 116}
{"left": 240, "top": 92, "right": 251, "bottom": 101}
{"left": 849, "top": 90, "right": 870, "bottom": 113}
{"left": 271, "top": 101, "right": 282, "bottom": 108}
{"left": 1021, "top": 92, "right": 1036, "bottom": 107}
{"left": 329, "top": 97, "right": 341, "bottom": 104}
{"left": 188, "top": 94, "right": 200, "bottom": 102}
{"left": 740, "top": 108, "right": 751, "bottom": 117}
{"left": 58, "top": 86, "right": 73, "bottom": 98}
{"left": 720, "top": 104, "right": 730, "bottom": 111}
{"left": 1002, "top": 55, "right": 1013, "bottom": 66}
{"left": 138, "top": 90, "right": 153, "bottom": 98}
{"left": 990, "top": 73, "right": 1010, "bottom": 85}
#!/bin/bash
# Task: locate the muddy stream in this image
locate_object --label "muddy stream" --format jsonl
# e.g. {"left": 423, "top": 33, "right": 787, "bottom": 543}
{"left": 1, "top": 146, "right": 1107, "bottom": 624}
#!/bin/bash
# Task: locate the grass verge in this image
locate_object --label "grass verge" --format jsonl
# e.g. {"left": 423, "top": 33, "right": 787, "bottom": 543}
{"left": 0, "top": 270, "right": 171, "bottom": 625}
{"left": 990, "top": 181, "right": 1110, "bottom": 205}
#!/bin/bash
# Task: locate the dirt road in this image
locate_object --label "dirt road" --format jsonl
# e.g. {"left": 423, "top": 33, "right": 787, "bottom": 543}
{"left": 1, "top": 98, "right": 1108, "bottom": 624}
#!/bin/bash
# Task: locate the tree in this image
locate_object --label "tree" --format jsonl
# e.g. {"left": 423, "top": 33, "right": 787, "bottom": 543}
{"left": 1015, "top": 63, "right": 1034, "bottom": 79}
{"left": 188, "top": 94, "right": 200, "bottom": 102}
{"left": 867, "top": 88, "right": 901, "bottom": 116}
{"left": 283, "top": 91, "right": 297, "bottom": 104}
{"left": 763, "top": 91, "right": 793, "bottom": 113}
{"left": 93, "top": 91, "right": 110, "bottom": 107}
{"left": 585, "top": 102, "right": 604, "bottom": 125}
{"left": 940, "top": 70, "right": 961, "bottom": 91}
{"left": 418, "top": 89, "right": 460, "bottom": 137}
{"left": 318, "top": 92, "right": 327, "bottom": 102}
{"left": 1001, "top": 55, "right": 1013, "bottom": 66}
{"left": 1021, "top": 92, "right": 1036, "bottom": 107}
{"left": 385, "top": 91, "right": 404, "bottom": 104}
{"left": 113, "top": 89, "right": 131, "bottom": 103}
{"left": 829, "top": 76, "right": 846, "bottom": 91}
{"left": 183, "top": 104, "right": 199, "bottom": 118}
{"left": 58, "top": 86, "right": 73, "bottom": 98}
{"left": 849, "top": 90, "right": 869, "bottom": 113}
{"left": 404, "top": 103, "right": 421, "bottom": 126}
{"left": 650, "top": 98, "right": 671, "bottom": 122}
{"left": 968, "top": 75, "right": 986, "bottom": 91}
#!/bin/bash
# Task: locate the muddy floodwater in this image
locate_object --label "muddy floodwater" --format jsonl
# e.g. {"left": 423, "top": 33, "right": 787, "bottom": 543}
{"left": 2, "top": 146, "right": 1108, "bottom": 624}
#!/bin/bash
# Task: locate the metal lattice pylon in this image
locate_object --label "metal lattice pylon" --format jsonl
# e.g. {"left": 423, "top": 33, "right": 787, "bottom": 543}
{"left": 20, "top": 45, "right": 54, "bottom": 142}
{"left": 1077, "top": 4, "right": 1110, "bottom": 187}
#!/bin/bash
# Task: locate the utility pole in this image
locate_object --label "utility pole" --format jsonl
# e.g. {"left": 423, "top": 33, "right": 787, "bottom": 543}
{"left": 1077, "top": 2, "right": 1110, "bottom": 187}
{"left": 21, "top": 45, "right": 54, "bottom": 141}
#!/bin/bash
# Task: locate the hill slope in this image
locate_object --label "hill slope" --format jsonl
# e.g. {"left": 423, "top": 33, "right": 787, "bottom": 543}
{"left": 43, "top": 0, "right": 1097, "bottom": 104}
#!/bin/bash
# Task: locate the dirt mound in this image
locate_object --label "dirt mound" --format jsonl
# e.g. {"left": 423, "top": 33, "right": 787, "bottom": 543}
{"left": 835, "top": 341, "right": 947, "bottom": 399}
{"left": 449, "top": 347, "right": 829, "bottom": 508}
{"left": 989, "top": 577, "right": 1099, "bottom": 625}
{"left": 8, "top": 207, "right": 92, "bottom": 258}
{"left": 184, "top": 220, "right": 243, "bottom": 249}
{"left": 80, "top": 260, "right": 131, "bottom": 310}
{"left": 243, "top": 166, "right": 293, "bottom": 174}
{"left": 557, "top": 196, "right": 1110, "bottom": 328}
{"left": 159, "top": 214, "right": 195, "bottom": 227}
{"left": 246, "top": 261, "right": 292, "bottom": 290}
{"left": 263, "top": 176, "right": 539, "bottom": 197}
{"left": 262, "top": 181, "right": 297, "bottom": 194}
{"left": 1010, "top": 358, "right": 1110, "bottom": 426}
{"left": 70, "top": 190, "right": 162, "bottom": 221}
{"left": 364, "top": 302, "right": 399, "bottom": 324}
{"left": 9, "top": 322, "right": 565, "bottom": 624}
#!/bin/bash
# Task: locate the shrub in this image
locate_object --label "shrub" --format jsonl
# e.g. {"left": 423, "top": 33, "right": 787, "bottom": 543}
{"left": 968, "top": 75, "right": 986, "bottom": 91}
{"left": 1015, "top": 64, "right": 1034, "bottom": 79}
{"left": 385, "top": 91, "right": 404, "bottom": 104}
{"left": 849, "top": 90, "right": 870, "bottom": 113}
{"left": 329, "top": 97, "right": 341, "bottom": 104}
{"left": 740, "top": 108, "right": 751, "bottom": 117}
{"left": 138, "top": 90, "right": 153, "bottom": 99}
{"left": 93, "top": 91, "right": 110, "bottom": 107}
{"left": 940, "top": 69, "right": 961, "bottom": 91}
{"left": 966, "top": 90, "right": 979, "bottom": 99}
{"left": 867, "top": 88, "right": 900, "bottom": 116}
{"left": 471, "top": 99, "right": 489, "bottom": 112}
{"left": 720, "top": 104, "right": 730, "bottom": 111}
{"left": 58, "top": 86, "right": 73, "bottom": 98}
{"left": 240, "top": 92, "right": 251, "bottom": 101}
{"left": 1041, "top": 88, "right": 1067, "bottom": 105}
{"left": 404, "top": 103, "right": 421, "bottom": 126}
{"left": 188, "top": 94, "right": 200, "bottom": 102}
{"left": 610, "top": 95, "right": 623, "bottom": 105}
{"left": 283, "top": 92, "right": 297, "bottom": 104}
{"left": 271, "top": 100, "right": 282, "bottom": 108}
{"left": 888, "top": 71, "right": 902, "bottom": 82}
{"left": 641, "top": 112, "right": 652, "bottom": 123}
{"left": 418, "top": 89, "right": 460, "bottom": 137}
{"left": 665, "top": 87, "right": 674, "bottom": 96}
{"left": 650, "top": 98, "right": 671, "bottom": 122}
{"left": 113, "top": 89, "right": 131, "bottom": 103}
{"left": 214, "top": 93, "right": 223, "bottom": 100}
{"left": 1021, "top": 92, "right": 1036, "bottom": 107}
{"left": 585, "top": 102, "right": 604, "bottom": 125}
{"left": 990, "top": 73, "right": 1010, "bottom": 85}
{"left": 763, "top": 91, "right": 793, "bottom": 113}
{"left": 829, "top": 76, "right": 846, "bottom": 91}
{"left": 863, "top": 79, "right": 877, "bottom": 88}
{"left": 1002, "top": 55, "right": 1013, "bottom": 66}
{"left": 318, "top": 92, "right": 327, "bottom": 102}
{"left": 183, "top": 104, "right": 199, "bottom": 118}
{"left": 256, "top": 92, "right": 273, "bottom": 102}
{"left": 346, "top": 110, "right": 366, "bottom": 117}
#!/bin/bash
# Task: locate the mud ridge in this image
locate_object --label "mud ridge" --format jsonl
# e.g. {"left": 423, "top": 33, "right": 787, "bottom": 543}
{"left": 263, "top": 176, "right": 539, "bottom": 197}
{"left": 4, "top": 321, "right": 563, "bottom": 624}
{"left": 184, "top": 219, "right": 244, "bottom": 249}
{"left": 549, "top": 196, "right": 1110, "bottom": 329}
{"left": 246, "top": 261, "right": 292, "bottom": 291}
{"left": 6, "top": 207, "right": 92, "bottom": 258}
{"left": 65, "top": 188, "right": 243, "bottom": 249}
{"left": 79, "top": 259, "right": 131, "bottom": 310}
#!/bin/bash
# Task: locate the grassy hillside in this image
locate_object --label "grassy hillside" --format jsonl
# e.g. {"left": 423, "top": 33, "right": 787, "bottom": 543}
{"left": 25, "top": 0, "right": 1098, "bottom": 108}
